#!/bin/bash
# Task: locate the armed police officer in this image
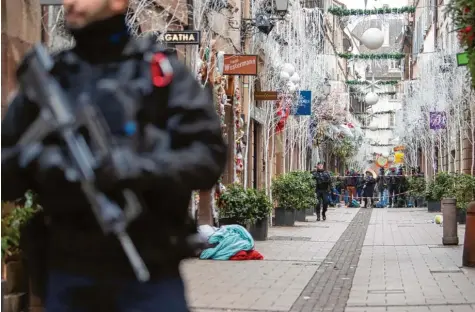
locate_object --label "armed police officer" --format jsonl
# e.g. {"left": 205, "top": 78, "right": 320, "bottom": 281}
{"left": 1, "top": 0, "right": 227, "bottom": 310}
{"left": 312, "top": 162, "right": 332, "bottom": 221}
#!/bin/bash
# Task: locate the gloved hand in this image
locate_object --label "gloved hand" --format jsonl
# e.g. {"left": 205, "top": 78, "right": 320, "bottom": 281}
{"left": 32, "top": 145, "right": 72, "bottom": 185}
{"left": 95, "top": 145, "right": 158, "bottom": 192}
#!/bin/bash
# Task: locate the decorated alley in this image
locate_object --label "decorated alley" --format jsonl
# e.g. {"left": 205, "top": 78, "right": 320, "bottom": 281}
{"left": 185, "top": 207, "right": 474, "bottom": 312}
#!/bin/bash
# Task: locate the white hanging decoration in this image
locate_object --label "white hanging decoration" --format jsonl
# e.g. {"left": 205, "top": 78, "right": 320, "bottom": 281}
{"left": 289, "top": 73, "right": 300, "bottom": 83}
{"left": 280, "top": 71, "right": 291, "bottom": 81}
{"left": 282, "top": 63, "right": 295, "bottom": 76}
{"left": 216, "top": 51, "right": 225, "bottom": 74}
{"left": 287, "top": 82, "right": 296, "bottom": 92}
{"left": 361, "top": 28, "right": 384, "bottom": 50}
{"left": 365, "top": 92, "right": 379, "bottom": 105}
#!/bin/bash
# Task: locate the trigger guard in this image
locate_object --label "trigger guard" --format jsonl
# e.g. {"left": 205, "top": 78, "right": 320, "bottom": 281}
{"left": 19, "top": 143, "right": 44, "bottom": 168}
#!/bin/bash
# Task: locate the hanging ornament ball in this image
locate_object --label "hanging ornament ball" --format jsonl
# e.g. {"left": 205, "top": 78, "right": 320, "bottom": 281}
{"left": 290, "top": 73, "right": 300, "bottom": 83}
{"left": 282, "top": 63, "right": 295, "bottom": 76}
{"left": 365, "top": 92, "right": 379, "bottom": 105}
{"left": 287, "top": 82, "right": 296, "bottom": 92}
{"left": 280, "top": 71, "right": 290, "bottom": 81}
{"left": 361, "top": 28, "right": 384, "bottom": 50}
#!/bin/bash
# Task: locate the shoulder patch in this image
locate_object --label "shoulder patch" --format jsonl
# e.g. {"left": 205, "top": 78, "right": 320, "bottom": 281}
{"left": 151, "top": 52, "right": 173, "bottom": 87}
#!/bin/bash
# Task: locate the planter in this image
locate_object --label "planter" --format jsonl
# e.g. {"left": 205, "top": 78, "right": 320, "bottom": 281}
{"left": 305, "top": 208, "right": 314, "bottom": 216}
{"left": 428, "top": 201, "right": 441, "bottom": 212}
{"left": 274, "top": 208, "right": 295, "bottom": 226}
{"left": 295, "top": 210, "right": 307, "bottom": 222}
{"left": 218, "top": 218, "right": 247, "bottom": 228}
{"left": 249, "top": 217, "right": 268, "bottom": 241}
{"left": 457, "top": 209, "right": 467, "bottom": 224}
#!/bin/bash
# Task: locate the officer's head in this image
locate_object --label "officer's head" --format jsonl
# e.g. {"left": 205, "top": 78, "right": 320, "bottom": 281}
{"left": 316, "top": 162, "right": 324, "bottom": 170}
{"left": 63, "top": 0, "right": 129, "bottom": 29}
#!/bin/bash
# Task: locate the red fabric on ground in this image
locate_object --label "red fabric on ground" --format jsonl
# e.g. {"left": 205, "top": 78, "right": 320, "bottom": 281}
{"left": 230, "top": 250, "right": 264, "bottom": 260}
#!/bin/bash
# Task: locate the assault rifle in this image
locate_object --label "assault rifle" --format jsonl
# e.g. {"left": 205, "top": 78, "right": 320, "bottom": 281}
{"left": 7, "top": 44, "right": 150, "bottom": 282}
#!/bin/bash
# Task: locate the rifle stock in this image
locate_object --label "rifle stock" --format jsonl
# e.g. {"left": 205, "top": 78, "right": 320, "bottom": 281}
{"left": 15, "top": 44, "right": 150, "bottom": 282}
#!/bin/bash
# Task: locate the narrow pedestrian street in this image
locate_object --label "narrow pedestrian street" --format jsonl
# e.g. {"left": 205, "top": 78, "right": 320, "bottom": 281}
{"left": 183, "top": 208, "right": 475, "bottom": 312}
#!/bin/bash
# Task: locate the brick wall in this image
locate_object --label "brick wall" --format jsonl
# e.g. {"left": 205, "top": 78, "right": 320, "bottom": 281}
{"left": 1, "top": 0, "right": 42, "bottom": 119}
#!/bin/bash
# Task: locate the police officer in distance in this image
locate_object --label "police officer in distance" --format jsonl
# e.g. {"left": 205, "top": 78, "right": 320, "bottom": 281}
{"left": 1, "top": 0, "right": 227, "bottom": 310}
{"left": 312, "top": 162, "right": 332, "bottom": 221}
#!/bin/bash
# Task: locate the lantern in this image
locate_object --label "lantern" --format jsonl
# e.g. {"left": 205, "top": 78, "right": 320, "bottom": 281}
{"left": 361, "top": 28, "right": 384, "bottom": 50}
{"left": 365, "top": 92, "right": 379, "bottom": 105}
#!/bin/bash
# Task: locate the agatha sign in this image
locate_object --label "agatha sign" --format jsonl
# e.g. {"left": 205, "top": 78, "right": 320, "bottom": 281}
{"left": 162, "top": 31, "right": 201, "bottom": 45}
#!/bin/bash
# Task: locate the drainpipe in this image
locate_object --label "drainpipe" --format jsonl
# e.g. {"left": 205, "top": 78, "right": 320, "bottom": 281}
{"left": 433, "top": 0, "right": 438, "bottom": 49}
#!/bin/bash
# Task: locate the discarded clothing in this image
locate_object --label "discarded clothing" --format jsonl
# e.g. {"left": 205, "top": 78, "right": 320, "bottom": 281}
{"left": 199, "top": 225, "right": 254, "bottom": 260}
{"left": 230, "top": 250, "right": 264, "bottom": 261}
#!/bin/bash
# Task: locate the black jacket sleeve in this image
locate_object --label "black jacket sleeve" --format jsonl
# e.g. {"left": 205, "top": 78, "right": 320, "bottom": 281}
{"left": 147, "top": 57, "right": 227, "bottom": 191}
{"left": 2, "top": 90, "right": 39, "bottom": 201}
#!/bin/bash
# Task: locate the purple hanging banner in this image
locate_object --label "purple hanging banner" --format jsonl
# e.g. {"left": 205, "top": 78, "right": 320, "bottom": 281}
{"left": 429, "top": 112, "right": 447, "bottom": 130}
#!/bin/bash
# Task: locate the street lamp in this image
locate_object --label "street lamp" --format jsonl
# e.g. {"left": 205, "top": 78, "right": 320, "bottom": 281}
{"left": 229, "top": 0, "right": 289, "bottom": 37}
{"left": 274, "top": 0, "right": 289, "bottom": 17}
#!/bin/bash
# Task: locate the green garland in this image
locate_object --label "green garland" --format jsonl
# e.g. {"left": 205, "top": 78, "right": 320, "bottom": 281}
{"left": 361, "top": 127, "right": 394, "bottom": 130}
{"left": 338, "top": 53, "right": 405, "bottom": 60}
{"left": 446, "top": 0, "right": 475, "bottom": 88}
{"left": 328, "top": 6, "right": 416, "bottom": 16}
{"left": 354, "top": 110, "right": 396, "bottom": 115}
{"left": 370, "top": 143, "right": 394, "bottom": 147}
{"left": 346, "top": 80, "right": 399, "bottom": 86}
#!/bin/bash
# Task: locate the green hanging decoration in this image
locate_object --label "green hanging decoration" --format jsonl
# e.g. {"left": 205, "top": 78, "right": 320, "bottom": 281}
{"left": 204, "top": 47, "right": 210, "bottom": 61}
{"left": 337, "top": 53, "right": 405, "bottom": 60}
{"left": 328, "top": 6, "right": 416, "bottom": 16}
{"left": 350, "top": 91, "right": 397, "bottom": 96}
{"left": 346, "top": 80, "right": 399, "bottom": 86}
{"left": 353, "top": 110, "right": 396, "bottom": 115}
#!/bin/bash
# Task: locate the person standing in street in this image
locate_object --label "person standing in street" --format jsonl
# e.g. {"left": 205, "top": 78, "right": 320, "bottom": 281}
{"left": 376, "top": 167, "right": 387, "bottom": 207}
{"left": 387, "top": 167, "right": 398, "bottom": 207}
{"left": 1, "top": 0, "right": 227, "bottom": 310}
{"left": 345, "top": 169, "right": 357, "bottom": 204}
{"left": 356, "top": 173, "right": 365, "bottom": 204}
{"left": 312, "top": 162, "right": 332, "bottom": 221}
{"left": 362, "top": 172, "right": 376, "bottom": 208}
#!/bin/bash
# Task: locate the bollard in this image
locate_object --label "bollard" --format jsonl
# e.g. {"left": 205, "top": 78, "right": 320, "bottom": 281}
{"left": 442, "top": 198, "right": 459, "bottom": 245}
{"left": 463, "top": 201, "right": 475, "bottom": 267}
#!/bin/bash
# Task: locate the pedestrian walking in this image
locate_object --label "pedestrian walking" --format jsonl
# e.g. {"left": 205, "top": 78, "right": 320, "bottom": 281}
{"left": 362, "top": 172, "right": 376, "bottom": 208}
{"left": 345, "top": 169, "right": 357, "bottom": 204}
{"left": 1, "top": 0, "right": 227, "bottom": 310}
{"left": 376, "top": 167, "right": 387, "bottom": 207}
{"left": 312, "top": 162, "right": 332, "bottom": 221}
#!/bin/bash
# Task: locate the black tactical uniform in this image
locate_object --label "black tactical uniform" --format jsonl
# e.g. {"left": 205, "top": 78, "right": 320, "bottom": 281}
{"left": 387, "top": 168, "right": 398, "bottom": 207}
{"left": 312, "top": 167, "right": 332, "bottom": 221}
{"left": 2, "top": 14, "right": 226, "bottom": 312}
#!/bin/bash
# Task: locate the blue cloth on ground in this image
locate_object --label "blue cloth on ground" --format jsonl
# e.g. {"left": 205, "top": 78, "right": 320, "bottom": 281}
{"left": 200, "top": 225, "right": 254, "bottom": 260}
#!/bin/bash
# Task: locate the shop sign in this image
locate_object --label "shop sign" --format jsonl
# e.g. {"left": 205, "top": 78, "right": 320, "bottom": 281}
{"left": 255, "top": 91, "right": 278, "bottom": 101}
{"left": 163, "top": 31, "right": 201, "bottom": 45}
{"left": 223, "top": 54, "right": 258, "bottom": 75}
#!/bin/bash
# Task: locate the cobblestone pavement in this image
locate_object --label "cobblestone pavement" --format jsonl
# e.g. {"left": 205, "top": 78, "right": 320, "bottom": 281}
{"left": 346, "top": 208, "right": 475, "bottom": 312}
{"left": 184, "top": 208, "right": 475, "bottom": 312}
{"left": 184, "top": 207, "right": 359, "bottom": 312}
{"left": 289, "top": 208, "right": 372, "bottom": 312}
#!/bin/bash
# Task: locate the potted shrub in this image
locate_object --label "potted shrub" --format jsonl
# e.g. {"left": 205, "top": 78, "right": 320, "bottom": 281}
{"left": 271, "top": 173, "right": 297, "bottom": 226}
{"left": 425, "top": 172, "right": 454, "bottom": 212}
{"left": 272, "top": 171, "right": 316, "bottom": 226}
{"left": 247, "top": 188, "right": 272, "bottom": 241}
{"left": 292, "top": 171, "right": 317, "bottom": 222}
{"left": 408, "top": 176, "right": 426, "bottom": 207}
{"left": 217, "top": 184, "right": 253, "bottom": 227}
{"left": 1, "top": 191, "right": 39, "bottom": 299}
{"left": 453, "top": 174, "right": 475, "bottom": 224}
